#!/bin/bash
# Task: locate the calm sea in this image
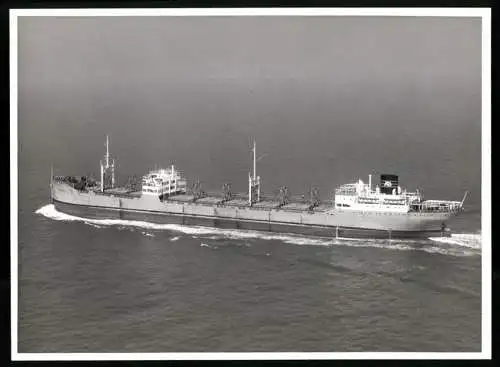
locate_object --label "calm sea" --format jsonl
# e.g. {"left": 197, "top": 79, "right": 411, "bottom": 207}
{"left": 18, "top": 81, "right": 482, "bottom": 353}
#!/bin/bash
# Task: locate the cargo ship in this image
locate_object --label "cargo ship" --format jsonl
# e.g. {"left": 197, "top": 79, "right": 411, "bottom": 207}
{"left": 50, "top": 136, "right": 467, "bottom": 239}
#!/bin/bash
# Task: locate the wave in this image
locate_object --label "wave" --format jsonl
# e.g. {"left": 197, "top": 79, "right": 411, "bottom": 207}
{"left": 200, "top": 243, "right": 217, "bottom": 249}
{"left": 85, "top": 223, "right": 103, "bottom": 229}
{"left": 35, "top": 204, "right": 481, "bottom": 257}
{"left": 429, "top": 233, "right": 482, "bottom": 249}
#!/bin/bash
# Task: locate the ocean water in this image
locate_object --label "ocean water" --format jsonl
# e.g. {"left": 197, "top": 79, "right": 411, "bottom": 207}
{"left": 18, "top": 91, "right": 483, "bottom": 354}
{"left": 17, "top": 16, "right": 483, "bottom": 353}
{"left": 18, "top": 111, "right": 482, "bottom": 353}
{"left": 20, "top": 203, "right": 481, "bottom": 353}
{"left": 18, "top": 95, "right": 483, "bottom": 353}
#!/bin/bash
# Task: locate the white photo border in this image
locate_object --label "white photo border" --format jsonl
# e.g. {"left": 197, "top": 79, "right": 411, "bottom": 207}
{"left": 10, "top": 7, "right": 492, "bottom": 361}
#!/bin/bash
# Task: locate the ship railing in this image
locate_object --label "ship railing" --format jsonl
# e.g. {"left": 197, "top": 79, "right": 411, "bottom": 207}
{"left": 334, "top": 190, "right": 357, "bottom": 196}
{"left": 94, "top": 190, "right": 137, "bottom": 198}
{"left": 53, "top": 175, "right": 68, "bottom": 182}
{"left": 410, "top": 200, "right": 462, "bottom": 213}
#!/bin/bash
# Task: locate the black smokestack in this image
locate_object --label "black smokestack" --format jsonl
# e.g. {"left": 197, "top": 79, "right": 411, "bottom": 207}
{"left": 380, "top": 174, "right": 399, "bottom": 195}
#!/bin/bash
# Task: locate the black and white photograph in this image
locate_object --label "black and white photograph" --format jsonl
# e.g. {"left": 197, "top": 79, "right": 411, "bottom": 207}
{"left": 11, "top": 8, "right": 490, "bottom": 359}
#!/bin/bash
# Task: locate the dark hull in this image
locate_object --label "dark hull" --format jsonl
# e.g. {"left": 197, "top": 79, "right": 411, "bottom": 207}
{"left": 53, "top": 199, "right": 450, "bottom": 239}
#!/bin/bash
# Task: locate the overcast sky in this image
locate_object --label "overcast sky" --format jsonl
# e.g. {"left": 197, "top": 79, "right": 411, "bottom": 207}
{"left": 18, "top": 16, "right": 481, "bottom": 92}
{"left": 17, "top": 15, "right": 483, "bottom": 200}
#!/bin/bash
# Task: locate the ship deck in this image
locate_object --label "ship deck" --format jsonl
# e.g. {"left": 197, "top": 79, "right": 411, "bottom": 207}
{"left": 93, "top": 187, "right": 142, "bottom": 197}
{"left": 169, "top": 193, "right": 330, "bottom": 212}
{"left": 85, "top": 187, "right": 332, "bottom": 212}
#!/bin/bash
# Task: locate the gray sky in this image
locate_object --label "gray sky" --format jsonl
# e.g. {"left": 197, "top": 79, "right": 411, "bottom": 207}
{"left": 18, "top": 16, "right": 481, "bottom": 91}
{"left": 17, "top": 16, "right": 482, "bottom": 201}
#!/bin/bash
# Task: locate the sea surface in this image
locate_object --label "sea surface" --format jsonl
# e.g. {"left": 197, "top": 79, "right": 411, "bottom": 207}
{"left": 17, "top": 15, "right": 483, "bottom": 352}
{"left": 18, "top": 100, "right": 482, "bottom": 353}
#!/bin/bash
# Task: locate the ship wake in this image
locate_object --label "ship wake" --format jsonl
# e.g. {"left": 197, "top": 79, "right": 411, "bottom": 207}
{"left": 36, "top": 204, "right": 481, "bottom": 257}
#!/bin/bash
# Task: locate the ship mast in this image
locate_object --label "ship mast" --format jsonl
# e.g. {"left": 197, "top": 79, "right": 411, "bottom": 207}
{"left": 106, "top": 135, "right": 110, "bottom": 168}
{"left": 248, "top": 139, "right": 261, "bottom": 205}
{"left": 100, "top": 134, "right": 115, "bottom": 192}
{"left": 253, "top": 139, "right": 256, "bottom": 181}
{"left": 50, "top": 164, "right": 53, "bottom": 202}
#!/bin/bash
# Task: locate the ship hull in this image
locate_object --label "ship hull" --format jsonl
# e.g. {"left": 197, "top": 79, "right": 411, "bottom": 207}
{"left": 51, "top": 182, "right": 453, "bottom": 239}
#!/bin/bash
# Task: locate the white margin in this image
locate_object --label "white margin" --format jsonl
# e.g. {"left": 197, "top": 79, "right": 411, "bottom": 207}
{"left": 10, "top": 7, "right": 491, "bottom": 361}
{"left": 9, "top": 352, "right": 491, "bottom": 360}
{"left": 10, "top": 9, "right": 19, "bottom": 360}
{"left": 480, "top": 8, "right": 492, "bottom": 360}
{"left": 9, "top": 8, "right": 490, "bottom": 17}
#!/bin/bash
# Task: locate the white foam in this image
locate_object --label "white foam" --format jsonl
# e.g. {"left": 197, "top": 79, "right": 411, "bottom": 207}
{"left": 36, "top": 204, "right": 81, "bottom": 222}
{"left": 36, "top": 204, "right": 219, "bottom": 235}
{"left": 36, "top": 204, "right": 481, "bottom": 257}
{"left": 85, "top": 222, "right": 103, "bottom": 229}
{"left": 420, "top": 245, "right": 477, "bottom": 257}
{"left": 429, "top": 233, "right": 482, "bottom": 249}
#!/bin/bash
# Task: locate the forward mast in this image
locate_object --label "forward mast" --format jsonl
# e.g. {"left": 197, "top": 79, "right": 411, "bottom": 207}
{"left": 100, "top": 135, "right": 115, "bottom": 192}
